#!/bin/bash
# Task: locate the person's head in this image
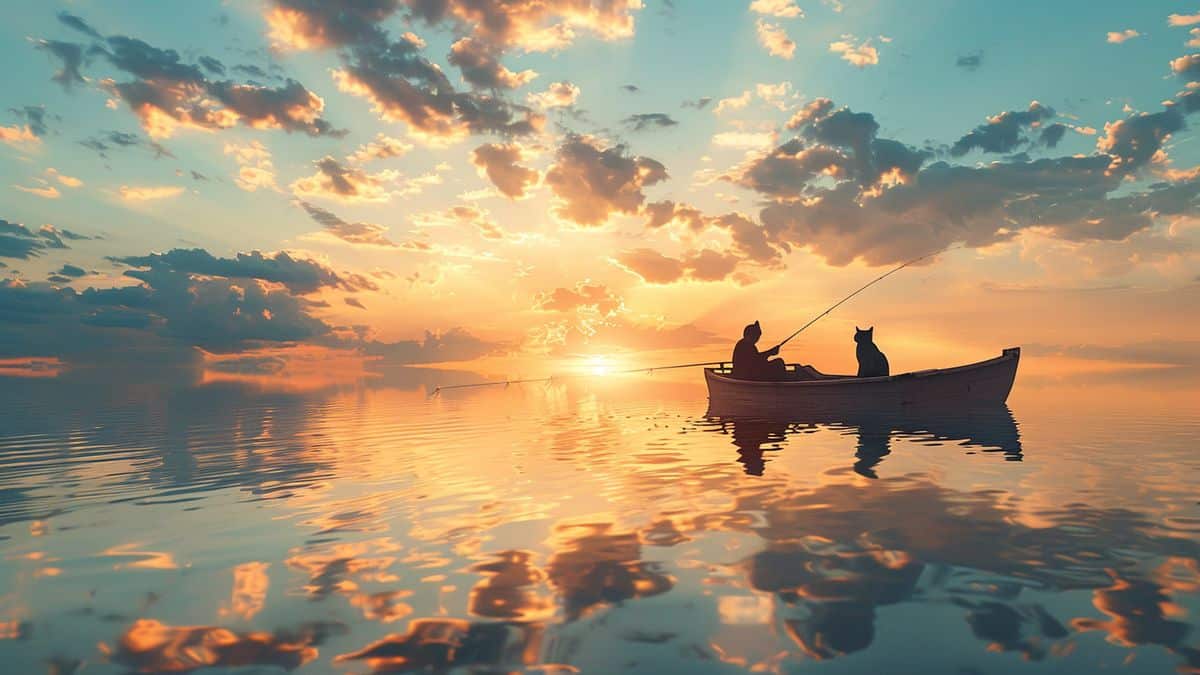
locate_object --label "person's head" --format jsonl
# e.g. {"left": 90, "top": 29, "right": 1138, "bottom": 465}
{"left": 743, "top": 321, "right": 762, "bottom": 343}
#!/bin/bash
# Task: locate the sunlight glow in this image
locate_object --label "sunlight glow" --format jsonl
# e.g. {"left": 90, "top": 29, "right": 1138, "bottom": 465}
{"left": 587, "top": 356, "right": 613, "bottom": 376}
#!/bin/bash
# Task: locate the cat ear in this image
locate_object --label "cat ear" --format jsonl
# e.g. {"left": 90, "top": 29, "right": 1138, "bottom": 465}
{"left": 855, "top": 326, "right": 861, "bottom": 331}
{"left": 868, "top": 326, "right": 874, "bottom": 332}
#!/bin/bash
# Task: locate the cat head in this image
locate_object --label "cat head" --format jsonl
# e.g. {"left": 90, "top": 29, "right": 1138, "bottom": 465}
{"left": 743, "top": 320, "right": 762, "bottom": 341}
{"left": 854, "top": 326, "right": 874, "bottom": 343}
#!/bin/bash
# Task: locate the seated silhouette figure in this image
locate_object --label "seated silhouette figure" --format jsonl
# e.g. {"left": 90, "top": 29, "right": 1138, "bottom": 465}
{"left": 732, "top": 321, "right": 789, "bottom": 381}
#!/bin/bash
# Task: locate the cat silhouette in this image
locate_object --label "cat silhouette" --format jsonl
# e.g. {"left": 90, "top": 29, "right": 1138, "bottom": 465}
{"left": 855, "top": 327, "right": 889, "bottom": 378}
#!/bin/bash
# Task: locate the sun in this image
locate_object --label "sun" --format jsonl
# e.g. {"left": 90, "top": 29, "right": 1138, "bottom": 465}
{"left": 586, "top": 356, "right": 612, "bottom": 376}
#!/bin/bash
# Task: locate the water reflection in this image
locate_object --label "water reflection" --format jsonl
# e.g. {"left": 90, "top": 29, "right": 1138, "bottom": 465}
{"left": 0, "top": 371, "right": 1197, "bottom": 673}
{"left": 706, "top": 402, "right": 1023, "bottom": 477}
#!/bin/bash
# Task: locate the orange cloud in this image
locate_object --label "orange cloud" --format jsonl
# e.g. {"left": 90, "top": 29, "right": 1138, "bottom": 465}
{"left": 829, "top": 35, "right": 880, "bottom": 67}
{"left": 756, "top": 19, "right": 795, "bottom": 60}
{"left": 119, "top": 185, "right": 184, "bottom": 201}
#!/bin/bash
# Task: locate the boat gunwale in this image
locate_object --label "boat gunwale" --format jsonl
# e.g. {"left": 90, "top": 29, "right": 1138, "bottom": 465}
{"left": 705, "top": 347, "right": 1020, "bottom": 388}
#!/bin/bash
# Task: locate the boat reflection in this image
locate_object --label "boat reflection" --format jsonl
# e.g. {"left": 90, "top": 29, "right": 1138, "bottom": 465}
{"left": 706, "top": 401, "right": 1022, "bottom": 477}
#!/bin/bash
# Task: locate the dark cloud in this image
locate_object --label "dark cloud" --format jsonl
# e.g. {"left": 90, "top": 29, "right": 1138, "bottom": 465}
{"left": 622, "top": 84, "right": 640, "bottom": 93}
{"left": 111, "top": 248, "right": 376, "bottom": 294}
{"left": 345, "top": 296, "right": 366, "bottom": 309}
{"left": 950, "top": 101, "right": 1055, "bottom": 156}
{"left": 544, "top": 135, "right": 668, "bottom": 226}
{"left": 622, "top": 113, "right": 678, "bottom": 131}
{"left": 265, "top": 0, "right": 401, "bottom": 49}
{"left": 722, "top": 83, "right": 1200, "bottom": 267}
{"left": 56, "top": 11, "right": 103, "bottom": 39}
{"left": 80, "top": 130, "right": 173, "bottom": 159}
{"left": 0, "top": 220, "right": 85, "bottom": 260}
{"left": 291, "top": 156, "right": 401, "bottom": 202}
{"left": 334, "top": 32, "right": 541, "bottom": 139}
{"left": 8, "top": 106, "right": 55, "bottom": 137}
{"left": 681, "top": 96, "right": 712, "bottom": 109}
{"left": 198, "top": 55, "right": 226, "bottom": 76}
{"left": 297, "top": 201, "right": 397, "bottom": 247}
{"left": 1039, "top": 123, "right": 1067, "bottom": 148}
{"left": 34, "top": 39, "right": 87, "bottom": 90}
{"left": 471, "top": 142, "right": 539, "bottom": 198}
{"left": 955, "top": 52, "right": 982, "bottom": 71}
{"left": 644, "top": 200, "right": 706, "bottom": 230}
{"left": 57, "top": 264, "right": 87, "bottom": 278}
{"left": 448, "top": 37, "right": 536, "bottom": 89}
{"left": 39, "top": 23, "right": 344, "bottom": 138}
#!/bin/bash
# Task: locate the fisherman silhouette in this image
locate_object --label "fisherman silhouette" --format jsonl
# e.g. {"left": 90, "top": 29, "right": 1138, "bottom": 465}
{"left": 732, "top": 321, "right": 789, "bottom": 380}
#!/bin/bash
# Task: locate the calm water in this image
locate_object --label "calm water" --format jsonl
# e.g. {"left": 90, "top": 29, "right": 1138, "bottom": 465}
{"left": 1, "top": 366, "right": 1198, "bottom": 674}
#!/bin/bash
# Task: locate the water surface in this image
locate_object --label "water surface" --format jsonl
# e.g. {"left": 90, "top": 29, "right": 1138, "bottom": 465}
{"left": 1, "top": 367, "right": 1198, "bottom": 674}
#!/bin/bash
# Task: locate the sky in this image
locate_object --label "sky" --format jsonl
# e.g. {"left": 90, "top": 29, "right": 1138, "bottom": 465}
{"left": 1, "top": 0, "right": 1197, "bottom": 380}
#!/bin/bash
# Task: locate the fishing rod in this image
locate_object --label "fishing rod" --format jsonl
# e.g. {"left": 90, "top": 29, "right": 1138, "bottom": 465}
{"left": 431, "top": 360, "right": 726, "bottom": 394}
{"left": 433, "top": 247, "right": 950, "bottom": 395}
{"left": 770, "top": 247, "right": 950, "bottom": 351}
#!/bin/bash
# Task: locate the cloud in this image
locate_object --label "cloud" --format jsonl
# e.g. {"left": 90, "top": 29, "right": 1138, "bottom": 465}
{"left": 297, "top": 201, "right": 397, "bottom": 247}
{"left": 224, "top": 141, "right": 278, "bottom": 192}
{"left": 33, "top": 39, "right": 88, "bottom": 90}
{"left": 0, "top": 125, "right": 40, "bottom": 149}
{"left": 622, "top": 113, "right": 678, "bottom": 131}
{"left": 291, "top": 156, "right": 400, "bottom": 203}
{"left": 829, "top": 35, "right": 879, "bottom": 67}
{"left": 956, "top": 52, "right": 983, "bottom": 70}
{"left": 332, "top": 32, "right": 541, "bottom": 142}
{"left": 712, "top": 131, "right": 775, "bottom": 149}
{"left": 347, "top": 133, "right": 413, "bottom": 162}
{"left": 79, "top": 130, "right": 172, "bottom": 159}
{"left": 714, "top": 91, "right": 752, "bottom": 115}
{"left": 13, "top": 184, "right": 60, "bottom": 199}
{"left": 399, "top": 0, "right": 641, "bottom": 52}
{"left": 449, "top": 37, "right": 537, "bottom": 89}
{"left": 534, "top": 281, "right": 622, "bottom": 315}
{"left": 57, "top": 264, "right": 87, "bottom": 278}
{"left": 56, "top": 11, "right": 103, "bottom": 40}
{"left": 0, "top": 220, "right": 86, "bottom": 259}
{"left": 644, "top": 200, "right": 707, "bottom": 230}
{"left": 8, "top": 106, "right": 55, "bottom": 137}
{"left": 119, "top": 185, "right": 184, "bottom": 201}
{"left": 544, "top": 135, "right": 668, "bottom": 226}
{"left": 471, "top": 142, "right": 539, "bottom": 198}
{"left": 415, "top": 204, "right": 506, "bottom": 239}
{"left": 344, "top": 296, "right": 366, "bottom": 309}
{"left": 264, "top": 0, "right": 401, "bottom": 50}
{"left": 361, "top": 327, "right": 498, "bottom": 364}
{"left": 45, "top": 168, "right": 82, "bottom": 188}
{"left": 1106, "top": 29, "right": 1141, "bottom": 44}
{"left": 1171, "top": 53, "right": 1200, "bottom": 79}
{"left": 527, "top": 81, "right": 580, "bottom": 108}
{"left": 1169, "top": 12, "right": 1200, "bottom": 27}
{"left": 614, "top": 247, "right": 745, "bottom": 284}
{"left": 681, "top": 96, "right": 713, "bottom": 109}
{"left": 112, "top": 248, "right": 375, "bottom": 294}
{"left": 750, "top": 0, "right": 803, "bottom": 19}
{"left": 69, "top": 29, "right": 345, "bottom": 138}
{"left": 756, "top": 19, "right": 795, "bottom": 60}
{"left": 622, "top": 84, "right": 640, "bottom": 93}
{"left": 950, "top": 101, "right": 1056, "bottom": 156}
{"left": 718, "top": 89, "right": 1200, "bottom": 266}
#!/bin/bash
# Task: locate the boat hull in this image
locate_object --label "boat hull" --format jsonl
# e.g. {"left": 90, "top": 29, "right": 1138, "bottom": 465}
{"left": 706, "top": 347, "right": 1020, "bottom": 414}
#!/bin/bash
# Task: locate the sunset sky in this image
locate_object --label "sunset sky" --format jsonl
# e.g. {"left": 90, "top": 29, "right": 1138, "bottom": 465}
{"left": 1, "top": 0, "right": 1197, "bottom": 379}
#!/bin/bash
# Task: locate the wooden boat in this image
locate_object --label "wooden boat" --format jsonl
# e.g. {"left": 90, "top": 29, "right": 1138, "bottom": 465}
{"left": 705, "top": 347, "right": 1020, "bottom": 412}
